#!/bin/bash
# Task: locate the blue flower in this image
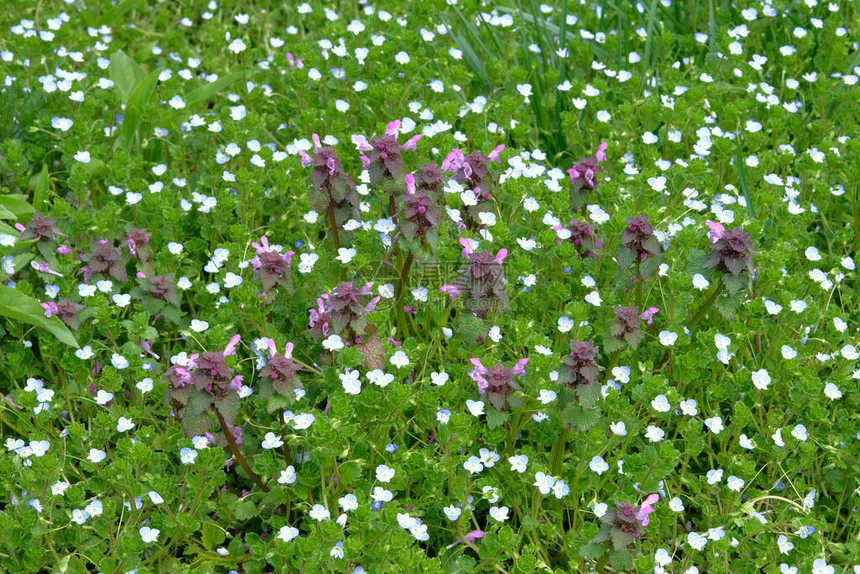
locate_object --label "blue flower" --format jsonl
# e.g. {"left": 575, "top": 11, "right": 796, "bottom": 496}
{"left": 385, "top": 443, "right": 398, "bottom": 453}
{"left": 371, "top": 501, "right": 384, "bottom": 512}
{"left": 295, "top": 239, "right": 304, "bottom": 248}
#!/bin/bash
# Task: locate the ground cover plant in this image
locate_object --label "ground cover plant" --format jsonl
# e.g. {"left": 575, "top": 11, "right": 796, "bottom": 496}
{"left": 0, "top": 0, "right": 859, "bottom": 572}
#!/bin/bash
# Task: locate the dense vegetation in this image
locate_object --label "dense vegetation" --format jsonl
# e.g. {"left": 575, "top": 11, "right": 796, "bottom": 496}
{"left": 0, "top": 0, "right": 858, "bottom": 572}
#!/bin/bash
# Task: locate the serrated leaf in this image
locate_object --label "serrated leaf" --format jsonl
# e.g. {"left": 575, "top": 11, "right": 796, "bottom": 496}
{"left": 486, "top": 407, "right": 510, "bottom": 430}
{"left": 0, "top": 284, "right": 78, "bottom": 347}
{"left": 357, "top": 334, "right": 385, "bottom": 370}
{"left": 214, "top": 392, "right": 241, "bottom": 425}
{"left": 561, "top": 404, "right": 601, "bottom": 431}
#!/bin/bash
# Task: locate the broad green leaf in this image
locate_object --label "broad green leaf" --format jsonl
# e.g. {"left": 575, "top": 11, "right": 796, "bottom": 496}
{"left": 115, "top": 68, "right": 161, "bottom": 151}
{"left": 0, "top": 194, "right": 35, "bottom": 220}
{"left": 30, "top": 164, "right": 50, "bottom": 210}
{"left": 110, "top": 50, "right": 146, "bottom": 104}
{"left": 185, "top": 71, "right": 245, "bottom": 107}
{"left": 0, "top": 284, "right": 79, "bottom": 347}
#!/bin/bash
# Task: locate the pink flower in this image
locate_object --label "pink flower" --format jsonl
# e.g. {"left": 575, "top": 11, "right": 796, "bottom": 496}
{"left": 635, "top": 494, "right": 659, "bottom": 526}
{"left": 639, "top": 307, "right": 659, "bottom": 324}
{"left": 706, "top": 220, "right": 725, "bottom": 243}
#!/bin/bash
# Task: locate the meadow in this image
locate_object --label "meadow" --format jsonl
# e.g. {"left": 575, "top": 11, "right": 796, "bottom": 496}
{"left": 0, "top": 0, "right": 858, "bottom": 572}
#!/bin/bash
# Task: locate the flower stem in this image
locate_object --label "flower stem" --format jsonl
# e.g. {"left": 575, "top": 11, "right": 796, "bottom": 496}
{"left": 550, "top": 428, "right": 569, "bottom": 475}
{"left": 686, "top": 280, "right": 724, "bottom": 330}
{"left": 394, "top": 250, "right": 414, "bottom": 337}
{"left": 327, "top": 205, "right": 346, "bottom": 282}
{"left": 217, "top": 410, "right": 270, "bottom": 493}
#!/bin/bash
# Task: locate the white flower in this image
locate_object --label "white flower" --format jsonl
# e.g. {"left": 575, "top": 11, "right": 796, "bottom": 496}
{"left": 651, "top": 395, "right": 671, "bottom": 412}
{"left": 645, "top": 425, "right": 665, "bottom": 442}
{"left": 227, "top": 38, "right": 246, "bottom": 53}
{"left": 610, "top": 421, "right": 627, "bottom": 436}
{"left": 772, "top": 428, "right": 785, "bottom": 447}
{"left": 714, "top": 334, "right": 731, "bottom": 350}
{"left": 292, "top": 413, "right": 315, "bottom": 430}
{"left": 726, "top": 475, "right": 745, "bottom": 492}
{"left": 584, "top": 290, "right": 602, "bottom": 306}
{"left": 508, "top": 454, "right": 528, "bottom": 473}
{"left": 74, "top": 150, "right": 91, "bottom": 163}
{"left": 841, "top": 344, "right": 859, "bottom": 360}
{"left": 589, "top": 456, "right": 609, "bottom": 475}
{"left": 190, "top": 319, "right": 209, "bottom": 332}
{"left": 180, "top": 448, "right": 198, "bottom": 464}
{"left": 389, "top": 350, "right": 410, "bottom": 368}
{"left": 739, "top": 434, "right": 756, "bottom": 449}
{"left": 376, "top": 464, "right": 395, "bottom": 483}
{"left": 538, "top": 389, "right": 557, "bottom": 404}
{"left": 777, "top": 534, "right": 794, "bottom": 555}
{"left": 261, "top": 432, "right": 284, "bottom": 450}
{"left": 693, "top": 273, "right": 710, "bottom": 291}
{"left": 791, "top": 424, "right": 807, "bottom": 441}
{"left": 687, "top": 532, "right": 707, "bottom": 550}
{"left": 278, "top": 466, "right": 297, "bottom": 485}
{"left": 112, "top": 293, "right": 131, "bottom": 308}
{"left": 669, "top": 497, "right": 684, "bottom": 512}
{"left": 148, "top": 491, "right": 164, "bottom": 504}
{"left": 139, "top": 526, "right": 160, "bottom": 543}
{"left": 533, "top": 472, "right": 555, "bottom": 494}
{"left": 323, "top": 334, "right": 344, "bottom": 351}
{"left": 167, "top": 95, "right": 186, "bottom": 109}
{"left": 136, "top": 378, "right": 154, "bottom": 394}
{"left": 116, "top": 417, "right": 135, "bottom": 432}
{"left": 443, "top": 505, "right": 462, "bottom": 521}
{"left": 751, "top": 369, "right": 771, "bottom": 390}
{"left": 336, "top": 247, "right": 357, "bottom": 263}
{"left": 277, "top": 526, "right": 300, "bottom": 542}
{"left": 309, "top": 504, "right": 330, "bottom": 521}
{"left": 339, "top": 494, "right": 358, "bottom": 512}
{"left": 781, "top": 345, "right": 797, "bottom": 359}
{"left": 88, "top": 448, "right": 107, "bottom": 463}
{"left": 95, "top": 390, "right": 114, "bottom": 405}
{"left": 679, "top": 399, "right": 698, "bottom": 416}
{"left": 704, "top": 417, "right": 724, "bottom": 434}
{"left": 659, "top": 331, "right": 678, "bottom": 346}
{"left": 654, "top": 548, "right": 672, "bottom": 566}
{"left": 489, "top": 506, "right": 509, "bottom": 521}
{"left": 463, "top": 456, "right": 483, "bottom": 474}
{"left": 466, "top": 400, "right": 484, "bottom": 416}
{"left": 371, "top": 487, "right": 393, "bottom": 502}
{"left": 823, "top": 382, "right": 842, "bottom": 400}
{"left": 431, "top": 371, "right": 449, "bottom": 386}
{"left": 340, "top": 369, "right": 361, "bottom": 395}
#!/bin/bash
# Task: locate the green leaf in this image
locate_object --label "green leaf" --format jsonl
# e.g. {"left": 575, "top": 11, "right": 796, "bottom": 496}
{"left": 609, "top": 549, "right": 634, "bottom": 570}
{"left": 0, "top": 194, "right": 35, "bottom": 221}
{"left": 201, "top": 522, "right": 226, "bottom": 550}
{"left": 115, "top": 68, "right": 161, "bottom": 151}
{"left": 486, "top": 407, "right": 510, "bottom": 430}
{"left": 185, "top": 390, "right": 213, "bottom": 419}
{"left": 110, "top": 50, "right": 146, "bottom": 104}
{"left": 185, "top": 71, "right": 245, "bottom": 107}
{"left": 0, "top": 284, "right": 78, "bottom": 347}
{"left": 30, "top": 164, "right": 51, "bottom": 210}
{"left": 561, "top": 404, "right": 601, "bottom": 431}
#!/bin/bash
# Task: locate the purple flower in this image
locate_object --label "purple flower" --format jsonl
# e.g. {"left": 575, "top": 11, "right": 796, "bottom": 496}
{"left": 704, "top": 226, "right": 757, "bottom": 277}
{"left": 357, "top": 119, "right": 422, "bottom": 187}
{"left": 469, "top": 357, "right": 527, "bottom": 411}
